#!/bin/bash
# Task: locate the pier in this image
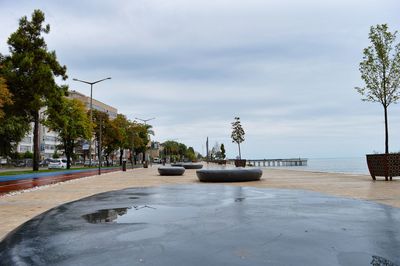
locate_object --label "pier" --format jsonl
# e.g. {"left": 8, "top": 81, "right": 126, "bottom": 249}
{"left": 228, "top": 158, "right": 308, "bottom": 167}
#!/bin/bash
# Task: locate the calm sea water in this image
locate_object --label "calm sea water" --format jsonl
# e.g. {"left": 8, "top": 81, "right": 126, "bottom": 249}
{"left": 276, "top": 157, "right": 369, "bottom": 175}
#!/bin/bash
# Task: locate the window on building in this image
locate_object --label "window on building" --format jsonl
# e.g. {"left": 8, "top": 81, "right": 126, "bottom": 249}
{"left": 21, "top": 137, "right": 32, "bottom": 143}
{"left": 45, "top": 145, "right": 56, "bottom": 150}
{"left": 44, "top": 136, "right": 58, "bottom": 142}
{"left": 19, "top": 145, "right": 31, "bottom": 152}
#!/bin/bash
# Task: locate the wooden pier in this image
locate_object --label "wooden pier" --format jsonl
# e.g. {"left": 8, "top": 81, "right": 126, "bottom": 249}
{"left": 227, "top": 158, "right": 307, "bottom": 167}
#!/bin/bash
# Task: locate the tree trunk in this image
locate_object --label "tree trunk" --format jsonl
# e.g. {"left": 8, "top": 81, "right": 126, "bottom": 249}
{"left": 64, "top": 140, "right": 70, "bottom": 169}
{"left": 129, "top": 149, "right": 134, "bottom": 168}
{"left": 33, "top": 111, "right": 40, "bottom": 171}
{"left": 119, "top": 148, "right": 123, "bottom": 166}
{"left": 238, "top": 143, "right": 241, "bottom": 160}
{"left": 105, "top": 155, "right": 109, "bottom": 167}
{"left": 67, "top": 140, "right": 74, "bottom": 169}
{"left": 384, "top": 105, "right": 389, "bottom": 154}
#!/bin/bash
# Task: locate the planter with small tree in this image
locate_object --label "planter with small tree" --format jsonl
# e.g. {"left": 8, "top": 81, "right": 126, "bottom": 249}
{"left": 218, "top": 143, "right": 227, "bottom": 165}
{"left": 231, "top": 117, "right": 246, "bottom": 167}
{"left": 356, "top": 24, "right": 400, "bottom": 181}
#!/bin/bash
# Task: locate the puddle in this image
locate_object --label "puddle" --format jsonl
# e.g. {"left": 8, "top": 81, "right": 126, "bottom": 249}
{"left": 82, "top": 207, "right": 131, "bottom": 223}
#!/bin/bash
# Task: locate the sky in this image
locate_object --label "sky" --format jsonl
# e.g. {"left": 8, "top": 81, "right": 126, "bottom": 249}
{"left": 1, "top": 0, "right": 400, "bottom": 159}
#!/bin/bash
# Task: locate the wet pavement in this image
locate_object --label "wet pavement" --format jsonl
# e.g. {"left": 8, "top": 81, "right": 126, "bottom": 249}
{"left": 0, "top": 168, "right": 120, "bottom": 195}
{"left": 0, "top": 185, "right": 399, "bottom": 265}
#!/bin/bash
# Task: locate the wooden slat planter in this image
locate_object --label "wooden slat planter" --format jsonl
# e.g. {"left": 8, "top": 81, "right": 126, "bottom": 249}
{"left": 366, "top": 154, "right": 400, "bottom": 181}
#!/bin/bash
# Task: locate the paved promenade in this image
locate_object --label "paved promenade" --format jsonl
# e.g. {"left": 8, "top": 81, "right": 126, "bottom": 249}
{"left": 1, "top": 165, "right": 399, "bottom": 240}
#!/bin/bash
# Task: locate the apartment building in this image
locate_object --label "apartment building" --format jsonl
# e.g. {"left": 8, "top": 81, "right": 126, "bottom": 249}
{"left": 16, "top": 90, "right": 118, "bottom": 160}
{"left": 68, "top": 90, "right": 118, "bottom": 119}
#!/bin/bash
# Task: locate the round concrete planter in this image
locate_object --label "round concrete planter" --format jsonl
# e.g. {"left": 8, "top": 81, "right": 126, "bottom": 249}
{"left": 366, "top": 154, "right": 400, "bottom": 181}
{"left": 158, "top": 167, "right": 185, "bottom": 176}
{"left": 196, "top": 168, "right": 262, "bottom": 182}
{"left": 182, "top": 163, "right": 203, "bottom": 169}
{"left": 172, "top": 163, "right": 203, "bottom": 169}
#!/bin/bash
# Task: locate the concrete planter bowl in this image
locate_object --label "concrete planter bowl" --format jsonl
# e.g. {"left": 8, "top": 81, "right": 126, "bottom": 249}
{"left": 196, "top": 168, "right": 262, "bottom": 182}
{"left": 366, "top": 153, "right": 400, "bottom": 181}
{"left": 158, "top": 166, "right": 185, "bottom": 176}
{"left": 213, "top": 160, "right": 227, "bottom": 165}
{"left": 234, "top": 159, "right": 246, "bottom": 167}
{"left": 172, "top": 163, "right": 203, "bottom": 169}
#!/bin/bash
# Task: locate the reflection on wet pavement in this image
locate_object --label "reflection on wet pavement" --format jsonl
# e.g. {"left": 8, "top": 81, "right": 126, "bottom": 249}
{"left": 82, "top": 207, "right": 131, "bottom": 223}
{"left": 83, "top": 205, "right": 157, "bottom": 224}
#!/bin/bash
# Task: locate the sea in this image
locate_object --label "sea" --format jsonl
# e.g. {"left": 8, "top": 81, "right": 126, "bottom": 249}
{"left": 276, "top": 157, "right": 369, "bottom": 175}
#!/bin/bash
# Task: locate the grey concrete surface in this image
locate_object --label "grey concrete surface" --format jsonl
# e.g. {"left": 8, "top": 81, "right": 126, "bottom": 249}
{"left": 0, "top": 185, "right": 399, "bottom": 265}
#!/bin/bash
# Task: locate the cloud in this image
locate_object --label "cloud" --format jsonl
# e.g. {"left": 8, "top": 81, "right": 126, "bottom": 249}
{"left": 1, "top": 0, "right": 400, "bottom": 158}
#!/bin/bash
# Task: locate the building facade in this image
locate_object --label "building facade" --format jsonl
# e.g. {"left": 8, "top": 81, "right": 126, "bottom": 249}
{"left": 16, "top": 90, "right": 118, "bottom": 161}
{"left": 68, "top": 90, "right": 118, "bottom": 119}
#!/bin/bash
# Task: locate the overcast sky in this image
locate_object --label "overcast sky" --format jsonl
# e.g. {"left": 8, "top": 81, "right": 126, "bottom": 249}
{"left": 1, "top": 0, "right": 400, "bottom": 159}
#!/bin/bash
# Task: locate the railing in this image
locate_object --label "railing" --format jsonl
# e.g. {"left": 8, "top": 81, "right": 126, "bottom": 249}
{"left": 226, "top": 158, "right": 308, "bottom": 167}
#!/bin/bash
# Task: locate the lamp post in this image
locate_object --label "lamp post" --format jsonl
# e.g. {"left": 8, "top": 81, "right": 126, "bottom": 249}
{"left": 72, "top": 77, "right": 111, "bottom": 168}
{"left": 134, "top": 117, "right": 155, "bottom": 125}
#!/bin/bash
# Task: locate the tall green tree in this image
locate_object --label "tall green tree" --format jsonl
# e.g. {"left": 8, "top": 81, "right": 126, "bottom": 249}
{"left": 231, "top": 117, "right": 245, "bottom": 159}
{"left": 0, "top": 115, "right": 30, "bottom": 157}
{"left": 186, "top": 147, "right": 196, "bottom": 162}
{"left": 92, "top": 110, "right": 111, "bottom": 165}
{"left": 162, "top": 140, "right": 180, "bottom": 160}
{"left": 136, "top": 123, "right": 154, "bottom": 163}
{"left": 126, "top": 121, "right": 143, "bottom": 165}
{"left": 112, "top": 114, "right": 130, "bottom": 165}
{"left": 45, "top": 97, "right": 91, "bottom": 169}
{"left": 0, "top": 62, "right": 31, "bottom": 156}
{"left": 356, "top": 24, "right": 400, "bottom": 154}
{"left": 102, "top": 119, "right": 120, "bottom": 166}
{"left": 3, "top": 10, "right": 67, "bottom": 170}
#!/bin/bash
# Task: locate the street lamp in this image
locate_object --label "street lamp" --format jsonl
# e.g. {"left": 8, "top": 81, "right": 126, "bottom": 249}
{"left": 72, "top": 77, "right": 111, "bottom": 168}
{"left": 134, "top": 117, "right": 155, "bottom": 125}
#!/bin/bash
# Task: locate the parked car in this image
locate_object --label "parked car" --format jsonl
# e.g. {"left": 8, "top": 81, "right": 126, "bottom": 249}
{"left": 39, "top": 158, "right": 52, "bottom": 167}
{"left": 84, "top": 160, "right": 99, "bottom": 167}
{"left": 153, "top": 157, "right": 161, "bottom": 164}
{"left": 48, "top": 159, "right": 67, "bottom": 169}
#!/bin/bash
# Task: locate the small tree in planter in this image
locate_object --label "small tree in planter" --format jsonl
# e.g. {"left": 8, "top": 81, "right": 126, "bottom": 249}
{"left": 355, "top": 24, "right": 400, "bottom": 180}
{"left": 231, "top": 117, "right": 246, "bottom": 167}
{"left": 220, "top": 143, "right": 226, "bottom": 159}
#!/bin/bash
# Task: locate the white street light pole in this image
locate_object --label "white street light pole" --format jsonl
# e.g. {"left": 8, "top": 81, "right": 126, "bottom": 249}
{"left": 72, "top": 77, "right": 111, "bottom": 168}
{"left": 135, "top": 117, "right": 155, "bottom": 125}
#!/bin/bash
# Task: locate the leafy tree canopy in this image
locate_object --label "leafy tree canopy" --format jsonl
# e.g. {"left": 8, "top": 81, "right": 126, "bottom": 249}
{"left": 0, "top": 77, "right": 13, "bottom": 119}
{"left": 356, "top": 24, "right": 400, "bottom": 107}
{"left": 45, "top": 97, "right": 91, "bottom": 169}
{"left": 231, "top": 117, "right": 245, "bottom": 159}
{"left": 356, "top": 24, "right": 400, "bottom": 154}
{"left": 2, "top": 9, "right": 67, "bottom": 170}
{"left": 231, "top": 117, "right": 245, "bottom": 145}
